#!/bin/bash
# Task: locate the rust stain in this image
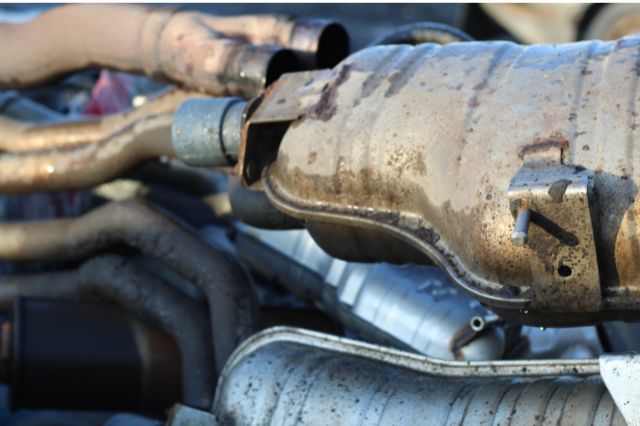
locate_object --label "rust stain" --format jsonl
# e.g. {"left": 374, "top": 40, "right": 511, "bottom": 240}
{"left": 309, "top": 64, "right": 351, "bottom": 122}
{"left": 412, "top": 151, "right": 427, "bottom": 176}
{"left": 518, "top": 134, "right": 570, "bottom": 159}
{"left": 448, "top": 324, "right": 476, "bottom": 361}
{"left": 359, "top": 72, "right": 387, "bottom": 101}
{"left": 261, "top": 39, "right": 640, "bottom": 322}
{"left": 384, "top": 47, "right": 430, "bottom": 98}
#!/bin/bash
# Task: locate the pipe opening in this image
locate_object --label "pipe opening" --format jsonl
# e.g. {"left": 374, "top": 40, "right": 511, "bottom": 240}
{"left": 265, "top": 50, "right": 301, "bottom": 86}
{"left": 316, "top": 23, "right": 350, "bottom": 68}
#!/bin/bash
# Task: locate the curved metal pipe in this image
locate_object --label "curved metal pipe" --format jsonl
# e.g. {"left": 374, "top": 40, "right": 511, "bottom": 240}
{"left": 0, "top": 4, "right": 298, "bottom": 98}
{"left": 0, "top": 91, "right": 63, "bottom": 122}
{"left": 0, "top": 199, "right": 257, "bottom": 373}
{"left": 0, "top": 88, "right": 206, "bottom": 153}
{"left": 0, "top": 255, "right": 212, "bottom": 409}
{"left": 0, "top": 113, "right": 174, "bottom": 194}
{"left": 368, "top": 21, "right": 473, "bottom": 46}
{"left": 200, "top": 15, "right": 350, "bottom": 68}
{"left": 228, "top": 176, "right": 302, "bottom": 229}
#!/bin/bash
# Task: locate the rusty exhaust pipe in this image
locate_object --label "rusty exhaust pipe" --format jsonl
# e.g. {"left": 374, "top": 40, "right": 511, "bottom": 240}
{"left": 0, "top": 88, "right": 206, "bottom": 153}
{"left": 0, "top": 113, "right": 174, "bottom": 194}
{"left": 0, "top": 199, "right": 258, "bottom": 374}
{"left": 0, "top": 4, "right": 300, "bottom": 98}
{"left": 200, "top": 14, "right": 350, "bottom": 68}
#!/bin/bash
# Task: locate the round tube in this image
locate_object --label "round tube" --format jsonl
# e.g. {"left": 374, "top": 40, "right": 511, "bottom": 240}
{"left": 0, "top": 199, "right": 258, "bottom": 374}
{"left": 0, "top": 5, "right": 297, "bottom": 98}
{"left": 0, "top": 114, "right": 174, "bottom": 194}
{"left": 0, "top": 88, "right": 207, "bottom": 153}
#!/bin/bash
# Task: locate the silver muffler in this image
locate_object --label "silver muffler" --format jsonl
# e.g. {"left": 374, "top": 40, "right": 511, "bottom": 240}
{"left": 234, "top": 224, "right": 507, "bottom": 361}
{"left": 213, "top": 327, "right": 626, "bottom": 425}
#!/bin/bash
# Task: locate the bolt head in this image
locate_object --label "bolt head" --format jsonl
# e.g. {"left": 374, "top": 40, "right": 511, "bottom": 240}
{"left": 511, "top": 230, "right": 528, "bottom": 246}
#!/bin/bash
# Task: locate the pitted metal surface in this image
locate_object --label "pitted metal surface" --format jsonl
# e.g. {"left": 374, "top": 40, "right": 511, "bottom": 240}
{"left": 240, "top": 36, "right": 640, "bottom": 323}
{"left": 213, "top": 328, "right": 622, "bottom": 426}
{"left": 508, "top": 160, "right": 600, "bottom": 312}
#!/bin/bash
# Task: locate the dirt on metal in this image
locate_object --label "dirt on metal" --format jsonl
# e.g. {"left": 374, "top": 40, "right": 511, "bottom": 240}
{"left": 240, "top": 37, "right": 640, "bottom": 324}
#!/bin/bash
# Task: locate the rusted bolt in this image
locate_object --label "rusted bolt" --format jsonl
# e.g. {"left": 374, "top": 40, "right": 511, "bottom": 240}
{"left": 511, "top": 206, "right": 531, "bottom": 246}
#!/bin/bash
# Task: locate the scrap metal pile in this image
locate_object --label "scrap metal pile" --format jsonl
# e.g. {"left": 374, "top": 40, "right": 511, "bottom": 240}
{"left": 0, "top": 4, "right": 638, "bottom": 425}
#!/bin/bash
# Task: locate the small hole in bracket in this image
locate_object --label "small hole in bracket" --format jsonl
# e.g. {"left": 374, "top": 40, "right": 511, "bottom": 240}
{"left": 557, "top": 264, "right": 573, "bottom": 278}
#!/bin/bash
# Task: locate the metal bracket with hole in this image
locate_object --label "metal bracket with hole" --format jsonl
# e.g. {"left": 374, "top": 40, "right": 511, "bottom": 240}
{"left": 508, "top": 157, "right": 601, "bottom": 312}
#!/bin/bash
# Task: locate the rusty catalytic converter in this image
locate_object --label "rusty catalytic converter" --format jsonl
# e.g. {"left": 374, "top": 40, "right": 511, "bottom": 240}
{"left": 176, "top": 36, "right": 640, "bottom": 325}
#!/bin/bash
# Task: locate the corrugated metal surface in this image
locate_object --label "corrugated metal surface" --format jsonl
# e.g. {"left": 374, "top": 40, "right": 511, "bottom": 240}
{"left": 214, "top": 328, "right": 623, "bottom": 425}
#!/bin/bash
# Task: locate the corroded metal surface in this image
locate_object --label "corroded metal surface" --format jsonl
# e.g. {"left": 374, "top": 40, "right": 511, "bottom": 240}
{"left": 0, "top": 114, "right": 175, "bottom": 194}
{"left": 0, "top": 4, "right": 298, "bottom": 98}
{"left": 200, "top": 15, "right": 349, "bottom": 68}
{"left": 214, "top": 328, "right": 622, "bottom": 425}
{"left": 508, "top": 161, "right": 600, "bottom": 312}
{"left": 0, "top": 199, "right": 258, "bottom": 374}
{"left": 172, "top": 98, "right": 245, "bottom": 167}
{"left": 221, "top": 327, "right": 600, "bottom": 378}
{"left": 0, "top": 88, "right": 207, "bottom": 152}
{"left": 242, "top": 37, "right": 640, "bottom": 324}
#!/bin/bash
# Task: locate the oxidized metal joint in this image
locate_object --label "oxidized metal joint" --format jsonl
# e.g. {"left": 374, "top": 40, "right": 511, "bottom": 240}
{"left": 172, "top": 98, "right": 247, "bottom": 167}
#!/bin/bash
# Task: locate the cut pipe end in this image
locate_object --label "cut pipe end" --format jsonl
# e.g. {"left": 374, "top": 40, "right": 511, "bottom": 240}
{"left": 265, "top": 49, "right": 301, "bottom": 86}
{"left": 290, "top": 20, "right": 350, "bottom": 68}
{"left": 222, "top": 45, "right": 301, "bottom": 98}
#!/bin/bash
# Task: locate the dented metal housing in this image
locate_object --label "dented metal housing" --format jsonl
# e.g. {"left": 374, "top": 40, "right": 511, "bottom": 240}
{"left": 238, "top": 36, "right": 640, "bottom": 324}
